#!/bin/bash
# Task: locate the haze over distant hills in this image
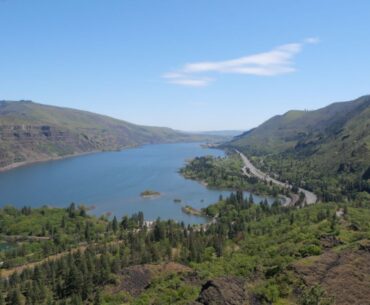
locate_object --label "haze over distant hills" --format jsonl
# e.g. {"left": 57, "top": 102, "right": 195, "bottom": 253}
{"left": 0, "top": 100, "right": 221, "bottom": 170}
{"left": 189, "top": 130, "right": 245, "bottom": 137}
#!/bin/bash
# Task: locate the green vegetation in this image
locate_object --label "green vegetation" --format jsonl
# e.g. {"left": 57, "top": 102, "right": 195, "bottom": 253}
{"left": 228, "top": 95, "right": 370, "bottom": 201}
{"left": 1, "top": 194, "right": 370, "bottom": 304}
{"left": 181, "top": 205, "right": 202, "bottom": 216}
{"left": 0, "top": 204, "right": 107, "bottom": 269}
{"left": 180, "top": 154, "right": 287, "bottom": 198}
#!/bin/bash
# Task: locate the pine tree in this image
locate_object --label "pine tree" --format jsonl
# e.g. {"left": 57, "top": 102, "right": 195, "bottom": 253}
{"left": 248, "top": 193, "right": 254, "bottom": 205}
{"left": 112, "top": 216, "right": 118, "bottom": 234}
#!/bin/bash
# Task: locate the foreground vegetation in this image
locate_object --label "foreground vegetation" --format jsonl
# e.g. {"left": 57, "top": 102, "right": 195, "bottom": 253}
{"left": 0, "top": 204, "right": 108, "bottom": 270}
{"left": 1, "top": 193, "right": 370, "bottom": 304}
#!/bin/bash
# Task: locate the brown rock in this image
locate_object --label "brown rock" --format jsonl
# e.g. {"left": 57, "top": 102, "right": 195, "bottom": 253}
{"left": 116, "top": 265, "right": 152, "bottom": 297}
{"left": 196, "top": 276, "right": 247, "bottom": 305}
{"left": 319, "top": 234, "right": 343, "bottom": 249}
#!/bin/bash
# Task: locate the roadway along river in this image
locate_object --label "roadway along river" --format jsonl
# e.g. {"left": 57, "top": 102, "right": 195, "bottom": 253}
{"left": 236, "top": 150, "right": 317, "bottom": 205}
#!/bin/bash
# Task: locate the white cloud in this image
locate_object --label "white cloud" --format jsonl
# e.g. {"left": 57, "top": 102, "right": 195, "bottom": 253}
{"left": 162, "top": 72, "right": 213, "bottom": 87}
{"left": 163, "top": 38, "right": 318, "bottom": 87}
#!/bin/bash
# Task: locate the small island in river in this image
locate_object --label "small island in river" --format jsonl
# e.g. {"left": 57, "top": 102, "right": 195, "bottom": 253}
{"left": 181, "top": 205, "right": 203, "bottom": 216}
{"left": 140, "top": 190, "right": 161, "bottom": 198}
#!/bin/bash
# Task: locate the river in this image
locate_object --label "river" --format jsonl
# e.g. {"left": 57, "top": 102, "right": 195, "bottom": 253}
{"left": 0, "top": 143, "right": 270, "bottom": 224}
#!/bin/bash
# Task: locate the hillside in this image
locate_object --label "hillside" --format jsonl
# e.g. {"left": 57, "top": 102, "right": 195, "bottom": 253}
{"left": 228, "top": 95, "right": 370, "bottom": 200}
{"left": 0, "top": 100, "right": 218, "bottom": 170}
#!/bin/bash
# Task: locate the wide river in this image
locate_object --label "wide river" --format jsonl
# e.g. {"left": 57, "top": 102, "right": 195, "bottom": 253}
{"left": 0, "top": 143, "right": 270, "bottom": 224}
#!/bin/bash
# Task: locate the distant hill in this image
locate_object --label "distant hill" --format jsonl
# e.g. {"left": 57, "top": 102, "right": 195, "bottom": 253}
{"left": 190, "top": 130, "right": 245, "bottom": 137}
{"left": 227, "top": 95, "right": 370, "bottom": 200}
{"left": 0, "top": 100, "right": 221, "bottom": 169}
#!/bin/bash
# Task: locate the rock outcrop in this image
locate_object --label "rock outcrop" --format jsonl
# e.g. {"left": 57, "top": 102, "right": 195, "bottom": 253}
{"left": 113, "top": 262, "right": 192, "bottom": 297}
{"left": 194, "top": 276, "right": 247, "bottom": 305}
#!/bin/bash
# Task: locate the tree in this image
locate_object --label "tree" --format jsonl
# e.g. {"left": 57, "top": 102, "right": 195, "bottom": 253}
{"left": 138, "top": 211, "right": 144, "bottom": 227}
{"left": 112, "top": 216, "right": 118, "bottom": 234}
{"left": 300, "top": 285, "right": 333, "bottom": 305}
{"left": 248, "top": 193, "right": 254, "bottom": 206}
{"left": 67, "top": 203, "right": 76, "bottom": 218}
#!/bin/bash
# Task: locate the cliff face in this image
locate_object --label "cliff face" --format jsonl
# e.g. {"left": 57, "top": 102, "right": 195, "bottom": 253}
{"left": 0, "top": 101, "right": 218, "bottom": 169}
{"left": 0, "top": 124, "right": 98, "bottom": 167}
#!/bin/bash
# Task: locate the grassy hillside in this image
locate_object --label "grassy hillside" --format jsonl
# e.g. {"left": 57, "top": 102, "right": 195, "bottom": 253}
{"left": 228, "top": 95, "right": 370, "bottom": 200}
{"left": 0, "top": 100, "right": 219, "bottom": 169}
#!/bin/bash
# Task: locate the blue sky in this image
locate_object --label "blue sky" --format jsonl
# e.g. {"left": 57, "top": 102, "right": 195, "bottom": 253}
{"left": 1, "top": 0, "right": 369, "bottom": 131}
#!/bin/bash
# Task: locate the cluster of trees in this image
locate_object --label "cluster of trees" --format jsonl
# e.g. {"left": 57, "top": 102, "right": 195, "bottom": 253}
{"left": 0, "top": 204, "right": 107, "bottom": 269}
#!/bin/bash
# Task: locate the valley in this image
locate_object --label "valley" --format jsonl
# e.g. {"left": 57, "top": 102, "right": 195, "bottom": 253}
{"left": 0, "top": 96, "right": 369, "bottom": 305}
{"left": 2, "top": 2, "right": 370, "bottom": 304}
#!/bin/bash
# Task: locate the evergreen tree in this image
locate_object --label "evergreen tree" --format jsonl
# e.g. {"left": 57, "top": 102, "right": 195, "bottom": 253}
{"left": 112, "top": 216, "right": 118, "bottom": 234}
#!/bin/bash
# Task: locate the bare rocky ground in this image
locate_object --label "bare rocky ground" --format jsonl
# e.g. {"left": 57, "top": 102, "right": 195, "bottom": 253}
{"left": 191, "top": 276, "right": 247, "bottom": 305}
{"left": 110, "top": 262, "right": 192, "bottom": 297}
{"left": 292, "top": 242, "right": 370, "bottom": 305}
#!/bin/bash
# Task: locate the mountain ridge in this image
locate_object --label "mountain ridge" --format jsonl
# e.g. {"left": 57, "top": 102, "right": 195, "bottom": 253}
{"left": 0, "top": 100, "right": 221, "bottom": 170}
{"left": 227, "top": 95, "right": 370, "bottom": 200}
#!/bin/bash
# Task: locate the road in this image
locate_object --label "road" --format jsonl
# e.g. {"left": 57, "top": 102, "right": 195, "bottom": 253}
{"left": 236, "top": 150, "right": 317, "bottom": 205}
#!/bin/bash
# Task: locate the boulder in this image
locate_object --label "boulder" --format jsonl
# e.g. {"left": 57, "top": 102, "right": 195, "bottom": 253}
{"left": 196, "top": 276, "right": 246, "bottom": 305}
{"left": 319, "top": 234, "right": 343, "bottom": 249}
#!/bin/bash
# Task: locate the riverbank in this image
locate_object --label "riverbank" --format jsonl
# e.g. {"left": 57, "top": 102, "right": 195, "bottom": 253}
{"left": 0, "top": 144, "right": 144, "bottom": 173}
{"left": 180, "top": 154, "right": 279, "bottom": 202}
{"left": 0, "top": 143, "right": 228, "bottom": 225}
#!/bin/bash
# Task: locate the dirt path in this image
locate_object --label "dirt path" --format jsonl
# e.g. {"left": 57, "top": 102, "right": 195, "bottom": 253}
{"left": 1, "top": 244, "right": 89, "bottom": 278}
{"left": 236, "top": 150, "right": 317, "bottom": 205}
{"left": 1, "top": 240, "right": 124, "bottom": 278}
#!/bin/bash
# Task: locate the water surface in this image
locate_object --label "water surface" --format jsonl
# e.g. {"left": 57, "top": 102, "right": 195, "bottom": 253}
{"left": 0, "top": 143, "right": 269, "bottom": 224}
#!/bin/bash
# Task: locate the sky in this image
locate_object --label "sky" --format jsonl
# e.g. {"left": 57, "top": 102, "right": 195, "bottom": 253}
{"left": 0, "top": 0, "right": 369, "bottom": 131}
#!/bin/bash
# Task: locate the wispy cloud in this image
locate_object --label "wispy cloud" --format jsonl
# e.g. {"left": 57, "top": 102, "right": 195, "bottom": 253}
{"left": 163, "top": 37, "right": 318, "bottom": 87}
{"left": 162, "top": 73, "right": 212, "bottom": 87}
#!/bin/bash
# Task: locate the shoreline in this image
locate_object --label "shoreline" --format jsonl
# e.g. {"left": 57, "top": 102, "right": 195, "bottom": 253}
{"left": 0, "top": 141, "right": 211, "bottom": 173}
{"left": 0, "top": 144, "right": 144, "bottom": 173}
{"left": 180, "top": 171, "right": 277, "bottom": 202}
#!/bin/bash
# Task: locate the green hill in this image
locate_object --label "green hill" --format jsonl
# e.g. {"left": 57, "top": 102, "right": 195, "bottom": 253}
{"left": 228, "top": 95, "right": 370, "bottom": 200}
{"left": 0, "top": 100, "right": 218, "bottom": 169}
